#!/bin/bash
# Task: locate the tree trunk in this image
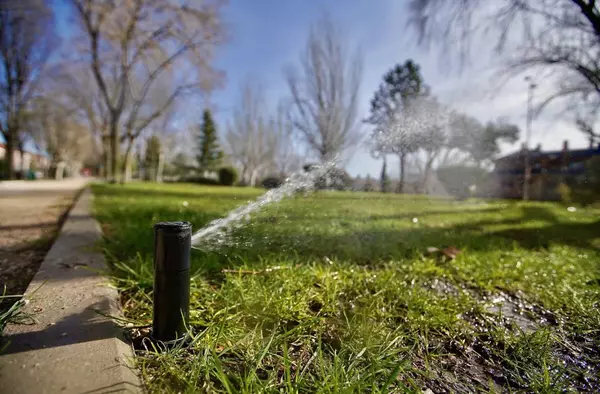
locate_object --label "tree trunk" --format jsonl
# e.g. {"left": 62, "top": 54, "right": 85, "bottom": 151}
{"left": 250, "top": 168, "right": 259, "bottom": 187}
{"left": 156, "top": 150, "right": 165, "bottom": 183}
{"left": 109, "top": 119, "right": 119, "bottom": 183}
{"left": 121, "top": 138, "right": 135, "bottom": 184}
{"left": 5, "top": 132, "right": 15, "bottom": 180}
{"left": 19, "top": 144, "right": 26, "bottom": 178}
{"left": 102, "top": 134, "right": 111, "bottom": 179}
{"left": 421, "top": 155, "right": 435, "bottom": 195}
{"left": 55, "top": 162, "right": 66, "bottom": 180}
{"left": 240, "top": 165, "right": 248, "bottom": 185}
{"left": 398, "top": 152, "right": 406, "bottom": 193}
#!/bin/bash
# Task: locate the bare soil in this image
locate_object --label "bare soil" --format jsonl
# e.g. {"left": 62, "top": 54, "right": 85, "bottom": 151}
{"left": 0, "top": 189, "right": 81, "bottom": 298}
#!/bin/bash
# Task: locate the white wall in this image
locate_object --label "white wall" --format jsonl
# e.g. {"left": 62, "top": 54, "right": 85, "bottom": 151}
{"left": 0, "top": 145, "right": 49, "bottom": 171}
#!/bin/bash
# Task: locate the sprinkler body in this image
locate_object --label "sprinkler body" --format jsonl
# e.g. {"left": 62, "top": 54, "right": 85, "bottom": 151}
{"left": 152, "top": 221, "right": 191, "bottom": 342}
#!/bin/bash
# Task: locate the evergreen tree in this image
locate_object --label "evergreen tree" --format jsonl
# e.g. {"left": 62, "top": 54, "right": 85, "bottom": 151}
{"left": 197, "top": 109, "right": 223, "bottom": 172}
{"left": 367, "top": 60, "right": 427, "bottom": 193}
{"left": 380, "top": 157, "right": 390, "bottom": 193}
{"left": 144, "top": 135, "right": 161, "bottom": 181}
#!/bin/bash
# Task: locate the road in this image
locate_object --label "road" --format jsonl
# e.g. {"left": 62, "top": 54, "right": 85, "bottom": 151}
{"left": 0, "top": 178, "right": 90, "bottom": 297}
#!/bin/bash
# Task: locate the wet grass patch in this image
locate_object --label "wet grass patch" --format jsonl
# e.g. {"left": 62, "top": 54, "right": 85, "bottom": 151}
{"left": 93, "top": 182, "right": 600, "bottom": 392}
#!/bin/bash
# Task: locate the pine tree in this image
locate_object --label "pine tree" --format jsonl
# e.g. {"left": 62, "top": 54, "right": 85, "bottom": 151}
{"left": 197, "top": 109, "right": 223, "bottom": 173}
{"left": 367, "top": 60, "right": 427, "bottom": 193}
{"left": 380, "top": 157, "right": 390, "bottom": 193}
{"left": 144, "top": 135, "right": 161, "bottom": 181}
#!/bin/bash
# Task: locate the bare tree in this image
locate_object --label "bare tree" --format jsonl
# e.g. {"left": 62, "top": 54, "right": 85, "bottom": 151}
{"left": 0, "top": 0, "right": 55, "bottom": 179}
{"left": 575, "top": 109, "right": 600, "bottom": 146}
{"left": 285, "top": 15, "right": 362, "bottom": 163}
{"left": 69, "top": 0, "right": 225, "bottom": 182}
{"left": 120, "top": 70, "right": 186, "bottom": 183}
{"left": 52, "top": 67, "right": 110, "bottom": 175}
{"left": 409, "top": 0, "right": 600, "bottom": 119}
{"left": 225, "top": 83, "right": 279, "bottom": 186}
{"left": 273, "top": 101, "right": 302, "bottom": 177}
{"left": 29, "top": 98, "right": 95, "bottom": 179}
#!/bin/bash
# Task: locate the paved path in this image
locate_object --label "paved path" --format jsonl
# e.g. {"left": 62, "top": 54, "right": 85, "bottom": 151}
{"left": 0, "top": 188, "right": 140, "bottom": 393}
{"left": 0, "top": 178, "right": 89, "bottom": 297}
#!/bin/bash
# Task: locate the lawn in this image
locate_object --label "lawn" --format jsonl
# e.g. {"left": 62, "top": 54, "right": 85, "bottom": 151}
{"left": 92, "top": 182, "right": 600, "bottom": 393}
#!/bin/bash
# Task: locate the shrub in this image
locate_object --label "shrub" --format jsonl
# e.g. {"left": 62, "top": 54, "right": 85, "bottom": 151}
{"left": 182, "top": 176, "right": 220, "bottom": 185}
{"left": 437, "top": 165, "right": 488, "bottom": 199}
{"left": 569, "top": 156, "right": 600, "bottom": 206}
{"left": 303, "top": 164, "right": 353, "bottom": 191}
{"left": 261, "top": 176, "right": 283, "bottom": 189}
{"left": 363, "top": 176, "right": 375, "bottom": 192}
{"left": 556, "top": 182, "right": 572, "bottom": 204}
{"left": 329, "top": 168, "right": 353, "bottom": 191}
{"left": 218, "top": 166, "right": 238, "bottom": 186}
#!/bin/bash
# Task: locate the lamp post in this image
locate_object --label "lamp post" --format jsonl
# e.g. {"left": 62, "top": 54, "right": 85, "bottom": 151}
{"left": 523, "top": 76, "right": 537, "bottom": 201}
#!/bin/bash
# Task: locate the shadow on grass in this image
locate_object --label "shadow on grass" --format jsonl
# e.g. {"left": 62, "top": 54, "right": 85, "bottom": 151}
{"left": 94, "top": 183, "right": 600, "bottom": 281}
{"left": 93, "top": 183, "right": 259, "bottom": 202}
{"left": 275, "top": 207, "right": 506, "bottom": 224}
{"left": 188, "top": 208, "right": 600, "bottom": 281}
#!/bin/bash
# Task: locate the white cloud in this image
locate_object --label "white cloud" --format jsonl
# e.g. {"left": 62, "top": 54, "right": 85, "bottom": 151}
{"left": 346, "top": 0, "right": 590, "bottom": 177}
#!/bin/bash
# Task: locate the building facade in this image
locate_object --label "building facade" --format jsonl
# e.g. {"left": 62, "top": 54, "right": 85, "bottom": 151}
{"left": 493, "top": 140, "right": 600, "bottom": 200}
{"left": 0, "top": 142, "right": 50, "bottom": 178}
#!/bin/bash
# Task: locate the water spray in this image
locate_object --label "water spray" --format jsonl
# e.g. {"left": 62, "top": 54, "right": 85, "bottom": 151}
{"left": 150, "top": 160, "right": 338, "bottom": 344}
{"left": 190, "top": 159, "right": 339, "bottom": 249}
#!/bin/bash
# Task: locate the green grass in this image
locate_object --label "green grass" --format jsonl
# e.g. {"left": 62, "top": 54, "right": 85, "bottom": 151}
{"left": 92, "top": 182, "right": 600, "bottom": 393}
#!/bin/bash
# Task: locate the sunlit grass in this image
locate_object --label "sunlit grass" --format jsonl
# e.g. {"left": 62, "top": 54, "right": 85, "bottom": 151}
{"left": 93, "top": 182, "right": 600, "bottom": 393}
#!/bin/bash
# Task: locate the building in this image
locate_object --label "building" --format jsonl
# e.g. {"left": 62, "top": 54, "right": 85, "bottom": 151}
{"left": 493, "top": 140, "right": 600, "bottom": 200}
{"left": 0, "top": 134, "right": 50, "bottom": 178}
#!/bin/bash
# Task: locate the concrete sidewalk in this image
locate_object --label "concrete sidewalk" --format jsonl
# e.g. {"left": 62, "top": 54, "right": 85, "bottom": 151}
{"left": 0, "top": 188, "right": 141, "bottom": 393}
{"left": 0, "top": 178, "right": 92, "bottom": 192}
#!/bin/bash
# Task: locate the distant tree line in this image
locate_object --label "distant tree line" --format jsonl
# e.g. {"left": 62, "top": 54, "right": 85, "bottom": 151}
{"left": 6, "top": 1, "right": 597, "bottom": 189}
{"left": 365, "top": 60, "right": 519, "bottom": 194}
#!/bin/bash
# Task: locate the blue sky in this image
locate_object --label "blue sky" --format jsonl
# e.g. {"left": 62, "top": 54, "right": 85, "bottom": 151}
{"left": 53, "top": 0, "right": 590, "bottom": 177}
{"left": 210, "top": 0, "right": 589, "bottom": 177}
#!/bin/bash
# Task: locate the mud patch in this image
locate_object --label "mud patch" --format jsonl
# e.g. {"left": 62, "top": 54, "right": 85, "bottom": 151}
{"left": 425, "top": 278, "right": 461, "bottom": 297}
{"left": 481, "top": 291, "right": 560, "bottom": 333}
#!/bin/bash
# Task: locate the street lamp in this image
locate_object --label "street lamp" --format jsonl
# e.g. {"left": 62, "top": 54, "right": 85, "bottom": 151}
{"left": 523, "top": 76, "right": 537, "bottom": 201}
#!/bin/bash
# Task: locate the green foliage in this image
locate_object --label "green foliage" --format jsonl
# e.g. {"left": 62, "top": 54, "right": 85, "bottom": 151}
{"left": 329, "top": 168, "right": 353, "bottom": 190}
{"left": 557, "top": 182, "right": 572, "bottom": 204}
{"left": 169, "top": 152, "right": 193, "bottom": 177}
{"left": 261, "top": 176, "right": 283, "bottom": 189}
{"left": 182, "top": 176, "right": 220, "bottom": 185}
{"left": 367, "top": 60, "right": 427, "bottom": 127}
{"left": 93, "top": 182, "right": 600, "bottom": 393}
{"left": 363, "top": 175, "right": 375, "bottom": 192}
{"left": 449, "top": 117, "right": 520, "bottom": 167}
{"left": 218, "top": 166, "right": 238, "bottom": 186}
{"left": 569, "top": 156, "right": 600, "bottom": 206}
{"left": 197, "top": 109, "right": 223, "bottom": 172}
{"left": 437, "top": 165, "right": 488, "bottom": 199}
{"left": 380, "top": 158, "right": 390, "bottom": 192}
{"left": 304, "top": 164, "right": 353, "bottom": 190}
{"left": 367, "top": 60, "right": 428, "bottom": 193}
{"left": 144, "top": 135, "right": 161, "bottom": 180}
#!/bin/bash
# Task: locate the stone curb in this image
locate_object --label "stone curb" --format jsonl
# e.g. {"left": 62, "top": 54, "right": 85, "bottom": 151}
{"left": 0, "top": 187, "right": 142, "bottom": 393}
